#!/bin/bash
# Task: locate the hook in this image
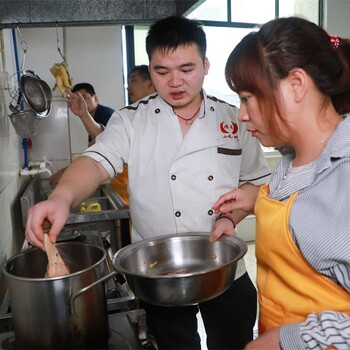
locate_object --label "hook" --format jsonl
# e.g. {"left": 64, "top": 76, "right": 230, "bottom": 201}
{"left": 55, "top": 24, "right": 68, "bottom": 65}
{"left": 16, "top": 26, "right": 28, "bottom": 72}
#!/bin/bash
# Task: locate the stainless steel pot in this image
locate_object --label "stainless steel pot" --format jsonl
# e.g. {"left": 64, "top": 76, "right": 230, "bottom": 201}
{"left": 3, "top": 242, "right": 114, "bottom": 349}
{"left": 113, "top": 232, "right": 247, "bottom": 306}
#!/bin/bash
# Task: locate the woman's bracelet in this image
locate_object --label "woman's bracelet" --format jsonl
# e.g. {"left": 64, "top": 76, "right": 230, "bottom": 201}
{"left": 215, "top": 213, "right": 236, "bottom": 229}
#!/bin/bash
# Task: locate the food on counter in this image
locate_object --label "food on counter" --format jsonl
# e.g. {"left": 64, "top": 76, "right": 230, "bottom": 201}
{"left": 79, "top": 202, "right": 102, "bottom": 213}
{"left": 44, "top": 234, "right": 70, "bottom": 277}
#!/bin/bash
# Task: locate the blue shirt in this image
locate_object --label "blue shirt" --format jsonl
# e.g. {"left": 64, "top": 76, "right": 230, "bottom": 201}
{"left": 89, "top": 104, "right": 115, "bottom": 142}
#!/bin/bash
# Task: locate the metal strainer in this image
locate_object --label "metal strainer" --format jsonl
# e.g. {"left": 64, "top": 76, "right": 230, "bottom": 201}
{"left": 19, "top": 70, "right": 52, "bottom": 118}
{"left": 9, "top": 110, "right": 39, "bottom": 138}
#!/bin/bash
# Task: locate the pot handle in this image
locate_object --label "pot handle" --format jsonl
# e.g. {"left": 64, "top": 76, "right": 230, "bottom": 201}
{"left": 70, "top": 271, "right": 118, "bottom": 315}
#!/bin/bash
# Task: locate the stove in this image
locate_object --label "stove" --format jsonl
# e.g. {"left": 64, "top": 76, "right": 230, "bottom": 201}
{"left": 0, "top": 226, "right": 155, "bottom": 350}
{"left": 0, "top": 309, "right": 151, "bottom": 350}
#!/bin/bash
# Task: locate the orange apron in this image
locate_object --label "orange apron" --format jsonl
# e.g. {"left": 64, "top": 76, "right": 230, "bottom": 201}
{"left": 110, "top": 165, "right": 129, "bottom": 205}
{"left": 255, "top": 183, "right": 349, "bottom": 334}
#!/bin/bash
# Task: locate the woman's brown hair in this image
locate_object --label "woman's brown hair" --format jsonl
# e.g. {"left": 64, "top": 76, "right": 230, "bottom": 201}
{"left": 225, "top": 17, "right": 350, "bottom": 137}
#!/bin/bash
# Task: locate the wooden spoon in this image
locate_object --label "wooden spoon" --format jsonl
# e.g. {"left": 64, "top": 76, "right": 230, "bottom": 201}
{"left": 44, "top": 234, "right": 70, "bottom": 277}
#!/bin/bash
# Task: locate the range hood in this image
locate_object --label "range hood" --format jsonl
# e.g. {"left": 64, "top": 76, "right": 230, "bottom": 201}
{"left": 0, "top": 0, "right": 204, "bottom": 29}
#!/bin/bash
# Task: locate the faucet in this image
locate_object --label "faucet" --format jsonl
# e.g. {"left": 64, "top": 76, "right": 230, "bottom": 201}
{"left": 28, "top": 157, "right": 53, "bottom": 168}
{"left": 20, "top": 158, "right": 53, "bottom": 176}
{"left": 19, "top": 167, "right": 52, "bottom": 176}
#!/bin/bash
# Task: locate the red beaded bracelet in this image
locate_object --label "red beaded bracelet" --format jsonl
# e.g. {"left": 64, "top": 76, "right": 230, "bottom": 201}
{"left": 215, "top": 213, "right": 236, "bottom": 229}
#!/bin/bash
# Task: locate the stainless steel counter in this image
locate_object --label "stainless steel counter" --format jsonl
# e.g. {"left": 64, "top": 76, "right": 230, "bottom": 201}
{"left": 20, "top": 175, "right": 130, "bottom": 252}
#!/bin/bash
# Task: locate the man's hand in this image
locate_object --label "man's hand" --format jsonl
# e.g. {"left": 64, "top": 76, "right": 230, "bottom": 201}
{"left": 25, "top": 197, "right": 70, "bottom": 250}
{"left": 66, "top": 90, "right": 89, "bottom": 119}
{"left": 210, "top": 216, "right": 235, "bottom": 242}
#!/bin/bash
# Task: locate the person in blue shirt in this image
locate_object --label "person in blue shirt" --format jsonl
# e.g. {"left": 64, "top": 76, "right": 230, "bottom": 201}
{"left": 70, "top": 82, "right": 115, "bottom": 146}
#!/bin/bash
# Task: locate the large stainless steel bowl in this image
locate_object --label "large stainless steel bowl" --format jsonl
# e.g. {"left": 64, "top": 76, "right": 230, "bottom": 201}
{"left": 113, "top": 232, "right": 247, "bottom": 306}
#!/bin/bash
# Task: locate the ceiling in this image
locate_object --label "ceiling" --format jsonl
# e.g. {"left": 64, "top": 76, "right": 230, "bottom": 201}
{"left": 0, "top": 0, "right": 204, "bottom": 29}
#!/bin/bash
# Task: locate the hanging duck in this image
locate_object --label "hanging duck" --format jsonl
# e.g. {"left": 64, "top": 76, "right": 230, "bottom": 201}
{"left": 50, "top": 61, "right": 72, "bottom": 96}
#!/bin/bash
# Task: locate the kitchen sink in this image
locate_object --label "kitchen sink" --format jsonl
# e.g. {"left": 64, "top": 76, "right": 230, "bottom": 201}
{"left": 20, "top": 175, "right": 130, "bottom": 251}
{"left": 21, "top": 175, "right": 130, "bottom": 227}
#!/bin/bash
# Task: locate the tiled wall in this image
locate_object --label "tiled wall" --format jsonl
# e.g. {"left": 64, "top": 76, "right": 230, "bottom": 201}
{"left": 0, "top": 81, "right": 28, "bottom": 308}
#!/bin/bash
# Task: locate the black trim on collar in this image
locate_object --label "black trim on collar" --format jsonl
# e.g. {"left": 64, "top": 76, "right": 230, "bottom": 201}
{"left": 241, "top": 173, "right": 272, "bottom": 182}
{"left": 122, "top": 94, "right": 159, "bottom": 111}
{"left": 207, "top": 95, "right": 237, "bottom": 109}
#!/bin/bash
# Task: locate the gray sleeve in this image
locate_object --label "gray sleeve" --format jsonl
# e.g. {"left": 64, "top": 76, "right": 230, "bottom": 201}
{"left": 280, "top": 312, "right": 350, "bottom": 350}
{"left": 280, "top": 323, "right": 305, "bottom": 350}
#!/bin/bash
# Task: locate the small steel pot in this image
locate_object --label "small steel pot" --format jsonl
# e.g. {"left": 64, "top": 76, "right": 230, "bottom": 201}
{"left": 113, "top": 232, "right": 247, "bottom": 306}
{"left": 3, "top": 242, "right": 113, "bottom": 349}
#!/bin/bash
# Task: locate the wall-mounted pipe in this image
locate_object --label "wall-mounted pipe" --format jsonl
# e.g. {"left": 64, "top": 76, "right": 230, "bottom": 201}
{"left": 0, "top": 30, "right": 6, "bottom": 72}
{"left": 22, "top": 137, "right": 29, "bottom": 169}
{"left": 11, "top": 29, "right": 20, "bottom": 91}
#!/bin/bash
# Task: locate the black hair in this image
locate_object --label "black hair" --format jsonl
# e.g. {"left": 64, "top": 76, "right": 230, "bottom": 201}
{"left": 146, "top": 15, "right": 206, "bottom": 61}
{"left": 128, "top": 65, "right": 151, "bottom": 81}
{"left": 72, "top": 83, "right": 95, "bottom": 95}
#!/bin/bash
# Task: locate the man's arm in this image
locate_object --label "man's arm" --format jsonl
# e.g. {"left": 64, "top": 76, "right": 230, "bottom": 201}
{"left": 67, "top": 90, "right": 104, "bottom": 140}
{"left": 78, "top": 111, "right": 104, "bottom": 140}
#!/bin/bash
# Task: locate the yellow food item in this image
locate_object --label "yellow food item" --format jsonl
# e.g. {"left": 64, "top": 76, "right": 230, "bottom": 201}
{"left": 146, "top": 261, "right": 158, "bottom": 273}
{"left": 79, "top": 202, "right": 102, "bottom": 213}
{"left": 50, "top": 62, "right": 72, "bottom": 96}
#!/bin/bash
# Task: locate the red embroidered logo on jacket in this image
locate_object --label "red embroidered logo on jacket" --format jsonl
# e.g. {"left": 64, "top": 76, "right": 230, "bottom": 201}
{"left": 220, "top": 121, "right": 238, "bottom": 139}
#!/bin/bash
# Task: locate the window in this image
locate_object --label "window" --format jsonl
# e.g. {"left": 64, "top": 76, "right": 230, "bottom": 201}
{"left": 187, "top": 0, "right": 228, "bottom": 21}
{"left": 230, "top": 0, "right": 275, "bottom": 24}
{"left": 134, "top": 26, "right": 149, "bottom": 66}
{"left": 202, "top": 26, "right": 254, "bottom": 106}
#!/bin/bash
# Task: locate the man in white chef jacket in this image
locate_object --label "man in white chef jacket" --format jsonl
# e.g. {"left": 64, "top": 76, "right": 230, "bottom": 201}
{"left": 26, "top": 16, "right": 271, "bottom": 350}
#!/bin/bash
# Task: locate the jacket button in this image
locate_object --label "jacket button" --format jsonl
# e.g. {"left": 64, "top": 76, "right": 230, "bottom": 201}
{"left": 208, "top": 175, "right": 213, "bottom": 181}
{"left": 208, "top": 210, "right": 213, "bottom": 216}
{"left": 171, "top": 175, "right": 176, "bottom": 180}
{"left": 175, "top": 211, "right": 181, "bottom": 217}
{"left": 210, "top": 106, "right": 215, "bottom": 111}
{"left": 155, "top": 108, "right": 160, "bottom": 113}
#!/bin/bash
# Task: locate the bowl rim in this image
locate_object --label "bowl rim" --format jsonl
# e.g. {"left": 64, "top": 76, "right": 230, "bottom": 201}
{"left": 113, "top": 232, "right": 247, "bottom": 279}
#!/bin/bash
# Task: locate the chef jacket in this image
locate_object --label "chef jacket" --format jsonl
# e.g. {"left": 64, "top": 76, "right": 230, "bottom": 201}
{"left": 83, "top": 90, "right": 270, "bottom": 244}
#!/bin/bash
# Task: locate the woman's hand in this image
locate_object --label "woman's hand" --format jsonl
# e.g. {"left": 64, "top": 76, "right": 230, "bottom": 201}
{"left": 244, "top": 327, "right": 280, "bottom": 350}
{"left": 212, "top": 183, "right": 260, "bottom": 215}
